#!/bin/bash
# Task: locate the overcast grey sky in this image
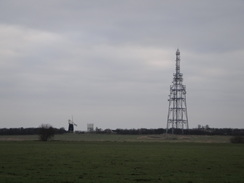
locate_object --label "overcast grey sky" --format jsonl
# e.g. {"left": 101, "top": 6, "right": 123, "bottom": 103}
{"left": 0, "top": 0, "right": 243, "bottom": 131}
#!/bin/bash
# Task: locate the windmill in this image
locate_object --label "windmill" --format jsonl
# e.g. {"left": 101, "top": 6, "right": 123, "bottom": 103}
{"left": 68, "top": 117, "right": 77, "bottom": 132}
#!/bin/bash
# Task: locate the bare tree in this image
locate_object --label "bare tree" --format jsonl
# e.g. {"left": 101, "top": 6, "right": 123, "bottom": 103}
{"left": 38, "top": 124, "right": 55, "bottom": 141}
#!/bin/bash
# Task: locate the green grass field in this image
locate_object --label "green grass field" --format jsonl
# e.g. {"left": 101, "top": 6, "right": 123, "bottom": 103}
{"left": 0, "top": 133, "right": 232, "bottom": 143}
{"left": 0, "top": 135, "right": 243, "bottom": 183}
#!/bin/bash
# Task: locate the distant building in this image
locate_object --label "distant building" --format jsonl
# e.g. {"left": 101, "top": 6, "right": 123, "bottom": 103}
{"left": 87, "top": 123, "right": 94, "bottom": 132}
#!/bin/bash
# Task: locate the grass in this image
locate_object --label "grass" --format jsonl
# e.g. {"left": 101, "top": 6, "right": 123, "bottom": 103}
{"left": 0, "top": 133, "right": 232, "bottom": 143}
{"left": 0, "top": 139, "right": 243, "bottom": 183}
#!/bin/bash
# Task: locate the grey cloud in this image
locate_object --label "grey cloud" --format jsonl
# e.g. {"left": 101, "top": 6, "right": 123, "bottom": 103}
{"left": 0, "top": 0, "right": 244, "bottom": 130}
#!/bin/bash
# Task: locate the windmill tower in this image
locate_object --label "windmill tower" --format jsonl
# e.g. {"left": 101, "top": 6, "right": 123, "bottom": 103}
{"left": 68, "top": 117, "right": 77, "bottom": 132}
{"left": 166, "top": 49, "right": 189, "bottom": 134}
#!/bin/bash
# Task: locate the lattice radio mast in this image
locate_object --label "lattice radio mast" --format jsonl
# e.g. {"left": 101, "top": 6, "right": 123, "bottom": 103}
{"left": 166, "top": 49, "right": 189, "bottom": 134}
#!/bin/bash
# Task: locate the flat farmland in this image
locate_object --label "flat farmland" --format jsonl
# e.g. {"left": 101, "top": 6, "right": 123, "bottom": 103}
{"left": 0, "top": 133, "right": 232, "bottom": 143}
{"left": 0, "top": 136, "right": 244, "bottom": 183}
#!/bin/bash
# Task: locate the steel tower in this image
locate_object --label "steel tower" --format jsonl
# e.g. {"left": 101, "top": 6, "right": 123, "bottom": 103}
{"left": 166, "top": 49, "right": 189, "bottom": 134}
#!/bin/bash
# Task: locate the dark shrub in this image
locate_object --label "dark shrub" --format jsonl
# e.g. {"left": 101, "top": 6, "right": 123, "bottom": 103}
{"left": 38, "top": 124, "right": 55, "bottom": 141}
{"left": 230, "top": 136, "right": 244, "bottom": 143}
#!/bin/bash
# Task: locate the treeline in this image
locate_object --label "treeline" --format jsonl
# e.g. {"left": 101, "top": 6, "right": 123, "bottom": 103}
{"left": 1, "top": 127, "right": 244, "bottom": 136}
{"left": 97, "top": 128, "right": 244, "bottom": 136}
{"left": 170, "top": 128, "right": 244, "bottom": 136}
{"left": 112, "top": 128, "right": 165, "bottom": 135}
{"left": 0, "top": 127, "right": 66, "bottom": 135}
{"left": 184, "top": 128, "right": 244, "bottom": 136}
